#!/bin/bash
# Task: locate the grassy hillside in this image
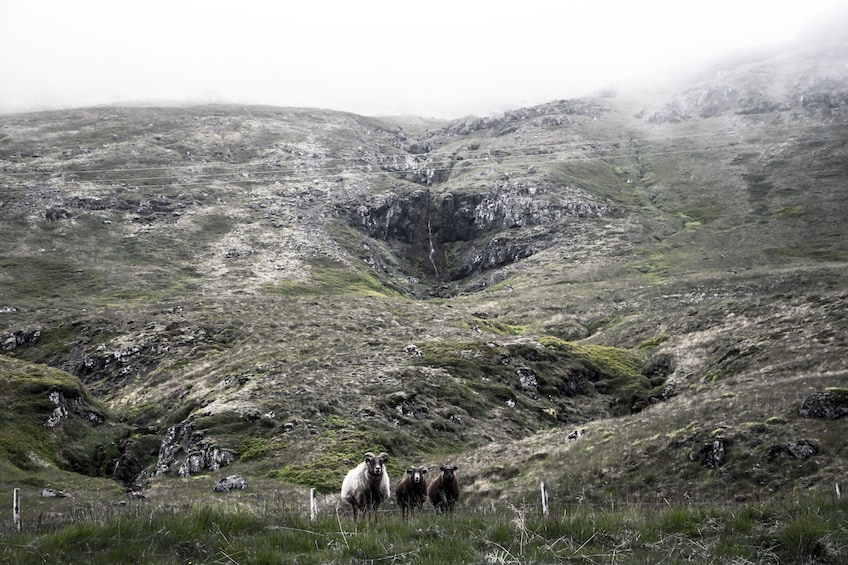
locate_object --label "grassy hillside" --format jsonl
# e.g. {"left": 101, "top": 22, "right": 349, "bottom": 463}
{"left": 1, "top": 31, "right": 848, "bottom": 563}
{"left": 0, "top": 357, "right": 129, "bottom": 486}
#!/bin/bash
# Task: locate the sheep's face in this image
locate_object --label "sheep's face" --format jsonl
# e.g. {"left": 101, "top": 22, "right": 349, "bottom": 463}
{"left": 440, "top": 464, "right": 458, "bottom": 481}
{"left": 365, "top": 452, "right": 388, "bottom": 477}
{"left": 407, "top": 466, "right": 427, "bottom": 484}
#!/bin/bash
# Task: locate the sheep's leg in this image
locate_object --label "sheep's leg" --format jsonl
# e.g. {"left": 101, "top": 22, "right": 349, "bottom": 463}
{"left": 437, "top": 491, "right": 447, "bottom": 513}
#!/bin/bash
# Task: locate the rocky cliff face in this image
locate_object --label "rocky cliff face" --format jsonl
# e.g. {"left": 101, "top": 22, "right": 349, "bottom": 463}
{"left": 341, "top": 177, "right": 614, "bottom": 283}
{"left": 155, "top": 421, "right": 236, "bottom": 478}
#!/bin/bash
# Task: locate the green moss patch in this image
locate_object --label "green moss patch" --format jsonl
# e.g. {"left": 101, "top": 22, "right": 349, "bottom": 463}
{"left": 263, "top": 259, "right": 401, "bottom": 298}
{"left": 468, "top": 316, "right": 527, "bottom": 335}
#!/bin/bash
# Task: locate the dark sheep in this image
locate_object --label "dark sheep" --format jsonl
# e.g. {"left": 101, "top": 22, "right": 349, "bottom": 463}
{"left": 427, "top": 464, "right": 459, "bottom": 513}
{"left": 340, "top": 451, "right": 390, "bottom": 520}
{"left": 395, "top": 466, "right": 428, "bottom": 520}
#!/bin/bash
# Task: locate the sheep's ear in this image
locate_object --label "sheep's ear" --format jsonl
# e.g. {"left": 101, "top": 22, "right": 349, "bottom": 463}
{"left": 440, "top": 465, "right": 447, "bottom": 471}
{"left": 407, "top": 468, "right": 414, "bottom": 474}
{"left": 421, "top": 468, "right": 428, "bottom": 474}
{"left": 452, "top": 465, "right": 458, "bottom": 471}
{"left": 378, "top": 452, "right": 389, "bottom": 462}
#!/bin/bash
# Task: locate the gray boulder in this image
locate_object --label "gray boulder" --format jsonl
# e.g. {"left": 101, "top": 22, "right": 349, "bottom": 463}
{"left": 799, "top": 390, "right": 848, "bottom": 419}
{"left": 787, "top": 440, "right": 818, "bottom": 461}
{"left": 214, "top": 474, "right": 248, "bottom": 492}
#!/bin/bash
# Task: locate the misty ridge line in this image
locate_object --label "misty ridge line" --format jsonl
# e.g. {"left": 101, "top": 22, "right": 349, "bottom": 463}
{"left": 2, "top": 1, "right": 846, "bottom": 121}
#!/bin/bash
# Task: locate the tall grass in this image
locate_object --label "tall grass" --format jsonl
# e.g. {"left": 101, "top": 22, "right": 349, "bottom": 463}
{"left": 2, "top": 495, "right": 846, "bottom": 564}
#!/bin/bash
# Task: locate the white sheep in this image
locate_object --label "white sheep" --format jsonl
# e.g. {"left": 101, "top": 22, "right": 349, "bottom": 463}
{"left": 340, "top": 451, "right": 390, "bottom": 519}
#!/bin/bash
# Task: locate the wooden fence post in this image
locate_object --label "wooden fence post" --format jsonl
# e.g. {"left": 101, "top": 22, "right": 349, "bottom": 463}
{"left": 837, "top": 483, "right": 842, "bottom": 500}
{"left": 13, "top": 488, "right": 21, "bottom": 532}
{"left": 310, "top": 488, "right": 318, "bottom": 522}
{"left": 540, "top": 482, "right": 549, "bottom": 516}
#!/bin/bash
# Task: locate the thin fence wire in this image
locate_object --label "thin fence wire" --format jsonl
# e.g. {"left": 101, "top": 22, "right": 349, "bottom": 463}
{"left": 4, "top": 480, "right": 844, "bottom": 536}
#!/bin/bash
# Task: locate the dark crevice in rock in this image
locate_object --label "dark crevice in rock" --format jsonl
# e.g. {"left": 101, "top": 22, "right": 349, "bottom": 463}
{"left": 339, "top": 182, "right": 614, "bottom": 290}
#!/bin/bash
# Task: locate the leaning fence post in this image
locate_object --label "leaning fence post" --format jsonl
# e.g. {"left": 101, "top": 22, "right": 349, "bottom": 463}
{"left": 13, "top": 488, "right": 21, "bottom": 532}
{"left": 540, "top": 482, "right": 549, "bottom": 516}
{"left": 310, "top": 488, "right": 318, "bottom": 522}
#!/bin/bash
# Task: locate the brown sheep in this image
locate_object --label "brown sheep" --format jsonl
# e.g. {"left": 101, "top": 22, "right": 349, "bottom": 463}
{"left": 395, "top": 466, "right": 428, "bottom": 520}
{"left": 427, "top": 464, "right": 459, "bottom": 513}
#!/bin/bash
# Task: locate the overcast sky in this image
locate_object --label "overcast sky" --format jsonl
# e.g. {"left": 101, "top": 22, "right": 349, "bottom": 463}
{"left": 0, "top": 0, "right": 843, "bottom": 118}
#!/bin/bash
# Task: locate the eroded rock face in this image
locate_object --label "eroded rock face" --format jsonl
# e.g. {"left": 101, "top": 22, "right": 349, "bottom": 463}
{"left": 341, "top": 183, "right": 613, "bottom": 283}
{"left": 155, "top": 420, "right": 235, "bottom": 477}
{"left": 1, "top": 329, "right": 41, "bottom": 352}
{"left": 347, "top": 189, "right": 431, "bottom": 242}
{"left": 438, "top": 184, "right": 611, "bottom": 242}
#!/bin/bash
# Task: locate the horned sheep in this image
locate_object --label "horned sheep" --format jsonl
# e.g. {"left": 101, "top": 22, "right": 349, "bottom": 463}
{"left": 395, "top": 466, "right": 428, "bottom": 520}
{"left": 427, "top": 464, "right": 460, "bottom": 513}
{"left": 340, "top": 451, "right": 390, "bottom": 519}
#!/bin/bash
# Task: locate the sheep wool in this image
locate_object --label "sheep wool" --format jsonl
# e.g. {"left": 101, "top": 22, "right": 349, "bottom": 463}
{"left": 340, "top": 451, "right": 390, "bottom": 519}
{"left": 395, "top": 466, "right": 428, "bottom": 520}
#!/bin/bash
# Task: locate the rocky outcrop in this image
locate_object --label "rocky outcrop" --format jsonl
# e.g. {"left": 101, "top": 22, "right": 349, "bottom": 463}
{"left": 701, "top": 438, "right": 727, "bottom": 468}
{"left": 347, "top": 189, "right": 432, "bottom": 242}
{"left": 448, "top": 235, "right": 537, "bottom": 280}
{"left": 41, "top": 390, "right": 104, "bottom": 428}
{"left": 155, "top": 420, "right": 236, "bottom": 477}
{"left": 375, "top": 154, "right": 448, "bottom": 185}
{"left": 799, "top": 390, "right": 848, "bottom": 419}
{"left": 440, "top": 183, "right": 610, "bottom": 240}
{"left": 429, "top": 99, "right": 604, "bottom": 138}
{"left": 214, "top": 474, "right": 248, "bottom": 492}
{"left": 44, "top": 391, "right": 70, "bottom": 428}
{"left": 787, "top": 439, "right": 818, "bottom": 461}
{"left": 648, "top": 64, "right": 848, "bottom": 123}
{"left": 341, "top": 182, "right": 612, "bottom": 283}
{"left": 2, "top": 329, "right": 41, "bottom": 352}
{"left": 649, "top": 87, "right": 785, "bottom": 123}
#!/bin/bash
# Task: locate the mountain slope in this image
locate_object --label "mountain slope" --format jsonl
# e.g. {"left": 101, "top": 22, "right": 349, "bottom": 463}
{"left": 1, "top": 29, "right": 847, "bottom": 507}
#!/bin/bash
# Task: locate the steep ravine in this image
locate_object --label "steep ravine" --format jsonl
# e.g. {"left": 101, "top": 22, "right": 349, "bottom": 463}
{"left": 339, "top": 180, "right": 615, "bottom": 288}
